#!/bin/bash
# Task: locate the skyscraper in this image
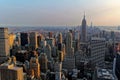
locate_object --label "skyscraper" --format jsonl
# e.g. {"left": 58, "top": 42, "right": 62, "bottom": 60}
{"left": 0, "top": 28, "right": 9, "bottom": 62}
{"left": 20, "top": 33, "right": 29, "bottom": 46}
{"left": 66, "top": 32, "right": 74, "bottom": 56}
{"left": 30, "top": 57, "right": 40, "bottom": 79}
{"left": 63, "top": 31, "right": 75, "bottom": 72}
{"left": 58, "top": 33, "right": 62, "bottom": 44}
{"left": 0, "top": 63, "right": 24, "bottom": 80}
{"left": 39, "top": 53, "right": 48, "bottom": 73}
{"left": 44, "top": 44, "right": 52, "bottom": 61}
{"left": 37, "top": 34, "right": 43, "bottom": 47}
{"left": 46, "top": 38, "right": 55, "bottom": 47}
{"left": 29, "top": 32, "right": 38, "bottom": 50}
{"left": 54, "top": 62, "right": 62, "bottom": 80}
{"left": 81, "top": 14, "right": 87, "bottom": 42}
{"left": 9, "top": 33, "right": 16, "bottom": 49}
{"left": 90, "top": 37, "right": 106, "bottom": 67}
{"left": 57, "top": 33, "right": 66, "bottom": 58}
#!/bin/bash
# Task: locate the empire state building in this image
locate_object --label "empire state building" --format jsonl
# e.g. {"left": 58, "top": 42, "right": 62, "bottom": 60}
{"left": 81, "top": 14, "right": 87, "bottom": 42}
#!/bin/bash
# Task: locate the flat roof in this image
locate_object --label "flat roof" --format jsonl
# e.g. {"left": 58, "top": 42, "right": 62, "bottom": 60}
{"left": 97, "top": 68, "right": 115, "bottom": 80}
{"left": 91, "top": 37, "right": 105, "bottom": 41}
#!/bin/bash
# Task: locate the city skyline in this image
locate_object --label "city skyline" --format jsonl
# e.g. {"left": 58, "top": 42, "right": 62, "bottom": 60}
{"left": 0, "top": 0, "right": 120, "bottom": 26}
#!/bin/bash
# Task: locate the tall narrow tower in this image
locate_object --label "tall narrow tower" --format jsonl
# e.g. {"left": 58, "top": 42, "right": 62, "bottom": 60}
{"left": 0, "top": 28, "right": 9, "bottom": 62}
{"left": 29, "top": 32, "right": 38, "bottom": 50}
{"left": 62, "top": 31, "right": 75, "bottom": 71}
{"left": 66, "top": 32, "right": 74, "bottom": 56}
{"left": 81, "top": 13, "right": 87, "bottom": 42}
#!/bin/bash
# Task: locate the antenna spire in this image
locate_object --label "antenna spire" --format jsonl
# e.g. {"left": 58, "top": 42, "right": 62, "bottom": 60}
{"left": 91, "top": 22, "right": 92, "bottom": 27}
{"left": 84, "top": 11, "right": 85, "bottom": 19}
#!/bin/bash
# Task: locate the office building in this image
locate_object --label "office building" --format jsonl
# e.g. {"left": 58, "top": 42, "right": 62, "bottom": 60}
{"left": 48, "top": 32, "right": 53, "bottom": 38}
{"left": 0, "top": 63, "right": 24, "bottom": 80}
{"left": 0, "top": 28, "right": 10, "bottom": 62}
{"left": 65, "top": 32, "right": 74, "bottom": 56}
{"left": 114, "top": 49, "right": 120, "bottom": 79}
{"left": 30, "top": 57, "right": 40, "bottom": 79}
{"left": 37, "top": 34, "right": 43, "bottom": 47}
{"left": 39, "top": 53, "right": 48, "bottom": 73}
{"left": 90, "top": 37, "right": 106, "bottom": 67}
{"left": 58, "top": 51, "right": 64, "bottom": 62}
{"left": 44, "top": 44, "right": 52, "bottom": 61}
{"left": 81, "top": 14, "right": 87, "bottom": 42}
{"left": 20, "top": 33, "right": 29, "bottom": 46}
{"left": 40, "top": 40, "right": 47, "bottom": 48}
{"left": 93, "top": 67, "right": 116, "bottom": 80}
{"left": 58, "top": 33, "right": 62, "bottom": 44}
{"left": 54, "top": 62, "right": 62, "bottom": 80}
{"left": 9, "top": 33, "right": 16, "bottom": 49}
{"left": 63, "top": 31, "right": 75, "bottom": 71}
{"left": 29, "top": 32, "right": 38, "bottom": 50}
{"left": 46, "top": 38, "right": 55, "bottom": 47}
{"left": 15, "top": 33, "right": 21, "bottom": 46}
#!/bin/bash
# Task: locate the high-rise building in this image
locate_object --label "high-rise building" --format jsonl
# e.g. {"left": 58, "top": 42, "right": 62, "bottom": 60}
{"left": 57, "top": 34, "right": 62, "bottom": 51}
{"left": 39, "top": 53, "right": 48, "bottom": 73}
{"left": 58, "top": 51, "right": 64, "bottom": 62}
{"left": 58, "top": 33, "right": 62, "bottom": 44}
{"left": 20, "top": 33, "right": 29, "bottom": 46}
{"left": 44, "top": 44, "right": 52, "bottom": 61}
{"left": 46, "top": 38, "right": 55, "bottom": 47}
{"left": 15, "top": 33, "right": 21, "bottom": 46}
{"left": 37, "top": 34, "right": 43, "bottom": 47}
{"left": 113, "top": 53, "right": 120, "bottom": 80}
{"left": 66, "top": 32, "right": 74, "bottom": 56}
{"left": 40, "top": 40, "right": 47, "bottom": 48}
{"left": 29, "top": 32, "right": 38, "bottom": 50}
{"left": 63, "top": 31, "right": 75, "bottom": 71}
{"left": 90, "top": 37, "right": 106, "bottom": 67}
{"left": 111, "top": 31, "right": 115, "bottom": 41}
{"left": 81, "top": 14, "right": 87, "bottom": 42}
{"left": 0, "top": 63, "right": 24, "bottom": 80}
{"left": 74, "top": 31, "right": 80, "bottom": 52}
{"left": 48, "top": 32, "right": 53, "bottom": 38}
{"left": 0, "top": 28, "right": 10, "bottom": 62}
{"left": 113, "top": 44, "right": 120, "bottom": 79}
{"left": 52, "top": 46, "right": 58, "bottom": 58}
{"left": 61, "top": 44, "right": 66, "bottom": 58}
{"left": 93, "top": 67, "right": 116, "bottom": 80}
{"left": 57, "top": 33, "right": 66, "bottom": 58}
{"left": 54, "top": 62, "right": 62, "bottom": 80}
{"left": 30, "top": 57, "right": 40, "bottom": 79}
{"left": 9, "top": 33, "right": 16, "bottom": 49}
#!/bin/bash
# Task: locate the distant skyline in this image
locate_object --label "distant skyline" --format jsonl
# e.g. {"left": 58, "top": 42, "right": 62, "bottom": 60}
{"left": 0, "top": 0, "right": 120, "bottom": 26}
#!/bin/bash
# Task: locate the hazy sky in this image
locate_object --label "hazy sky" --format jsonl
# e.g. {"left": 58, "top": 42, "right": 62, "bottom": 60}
{"left": 0, "top": 0, "right": 120, "bottom": 26}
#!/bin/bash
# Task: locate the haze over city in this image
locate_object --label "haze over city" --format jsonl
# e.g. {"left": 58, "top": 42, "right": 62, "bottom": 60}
{"left": 1, "top": 0, "right": 120, "bottom": 80}
{"left": 0, "top": 0, "right": 120, "bottom": 26}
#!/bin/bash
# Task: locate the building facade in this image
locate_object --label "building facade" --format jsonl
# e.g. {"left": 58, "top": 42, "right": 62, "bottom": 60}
{"left": 81, "top": 14, "right": 87, "bottom": 42}
{"left": 0, "top": 28, "right": 10, "bottom": 62}
{"left": 0, "top": 63, "right": 24, "bottom": 80}
{"left": 63, "top": 31, "right": 75, "bottom": 72}
{"left": 29, "top": 32, "right": 38, "bottom": 50}
{"left": 20, "top": 33, "right": 29, "bottom": 46}
{"left": 90, "top": 37, "right": 106, "bottom": 67}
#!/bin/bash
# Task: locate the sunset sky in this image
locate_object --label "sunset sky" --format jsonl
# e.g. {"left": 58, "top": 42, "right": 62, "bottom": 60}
{"left": 0, "top": 0, "right": 120, "bottom": 26}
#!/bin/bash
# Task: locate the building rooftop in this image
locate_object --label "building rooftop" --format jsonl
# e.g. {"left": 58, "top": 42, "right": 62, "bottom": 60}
{"left": 18, "top": 50, "right": 27, "bottom": 54}
{"left": 0, "top": 63, "right": 23, "bottom": 71}
{"left": 91, "top": 37, "right": 105, "bottom": 41}
{"left": 0, "top": 63, "right": 14, "bottom": 69}
{"left": 97, "top": 68, "right": 115, "bottom": 80}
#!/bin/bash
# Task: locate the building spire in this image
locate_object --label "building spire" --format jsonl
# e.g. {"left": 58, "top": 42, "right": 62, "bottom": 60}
{"left": 84, "top": 11, "right": 85, "bottom": 19}
{"left": 91, "top": 22, "right": 92, "bottom": 27}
